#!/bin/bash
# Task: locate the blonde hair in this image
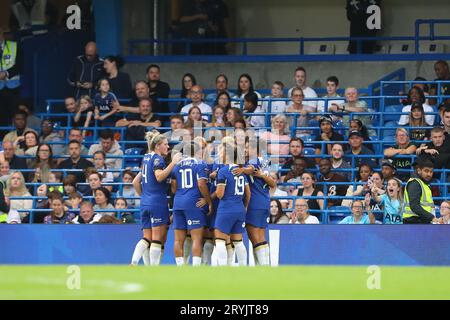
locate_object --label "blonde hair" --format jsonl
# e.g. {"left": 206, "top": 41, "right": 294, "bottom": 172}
{"left": 4, "top": 171, "right": 28, "bottom": 196}
{"left": 77, "top": 95, "right": 93, "bottom": 112}
{"left": 145, "top": 131, "right": 167, "bottom": 151}
{"left": 271, "top": 114, "right": 288, "bottom": 134}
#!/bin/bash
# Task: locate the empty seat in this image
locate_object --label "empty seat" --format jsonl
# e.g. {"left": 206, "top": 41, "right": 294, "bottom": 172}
{"left": 334, "top": 43, "right": 349, "bottom": 55}
{"left": 419, "top": 42, "right": 446, "bottom": 54}
{"left": 383, "top": 105, "right": 404, "bottom": 123}
{"left": 390, "top": 43, "right": 414, "bottom": 54}
{"left": 328, "top": 206, "right": 351, "bottom": 224}
{"left": 305, "top": 43, "right": 334, "bottom": 55}
{"left": 303, "top": 147, "right": 316, "bottom": 156}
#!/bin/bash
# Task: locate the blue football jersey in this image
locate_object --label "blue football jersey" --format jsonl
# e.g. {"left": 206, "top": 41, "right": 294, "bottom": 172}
{"left": 172, "top": 157, "right": 209, "bottom": 210}
{"left": 141, "top": 152, "right": 169, "bottom": 206}
{"left": 217, "top": 164, "right": 249, "bottom": 213}
{"left": 247, "top": 157, "right": 271, "bottom": 211}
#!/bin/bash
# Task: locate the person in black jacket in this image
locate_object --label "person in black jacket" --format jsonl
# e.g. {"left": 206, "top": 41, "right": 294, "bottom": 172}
{"left": 103, "top": 55, "right": 132, "bottom": 99}
{"left": 67, "top": 42, "right": 106, "bottom": 99}
{"left": 58, "top": 140, "right": 94, "bottom": 183}
{"left": 3, "top": 141, "right": 28, "bottom": 180}
{"left": 146, "top": 64, "right": 171, "bottom": 121}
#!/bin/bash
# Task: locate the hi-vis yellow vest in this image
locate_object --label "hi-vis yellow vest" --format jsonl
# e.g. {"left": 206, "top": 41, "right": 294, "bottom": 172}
{"left": 0, "top": 41, "right": 20, "bottom": 90}
{"left": 403, "top": 178, "right": 434, "bottom": 219}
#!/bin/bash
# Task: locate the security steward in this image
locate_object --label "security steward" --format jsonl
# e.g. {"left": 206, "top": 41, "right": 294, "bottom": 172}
{"left": 403, "top": 157, "right": 439, "bottom": 224}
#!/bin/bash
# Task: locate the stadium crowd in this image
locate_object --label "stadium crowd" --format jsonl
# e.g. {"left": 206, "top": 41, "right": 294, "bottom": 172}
{"left": 1, "top": 41, "right": 450, "bottom": 226}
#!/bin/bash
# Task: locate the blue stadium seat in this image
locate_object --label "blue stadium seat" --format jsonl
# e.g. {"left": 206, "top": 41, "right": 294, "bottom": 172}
{"left": 124, "top": 148, "right": 144, "bottom": 167}
{"left": 383, "top": 121, "right": 398, "bottom": 138}
{"left": 383, "top": 105, "right": 404, "bottom": 123}
{"left": 328, "top": 206, "right": 351, "bottom": 224}
{"left": 303, "top": 147, "right": 316, "bottom": 156}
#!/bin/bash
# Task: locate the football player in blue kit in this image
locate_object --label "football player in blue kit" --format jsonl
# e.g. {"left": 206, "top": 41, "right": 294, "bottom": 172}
{"left": 171, "top": 142, "right": 212, "bottom": 266}
{"left": 130, "top": 131, "right": 182, "bottom": 266}
{"left": 233, "top": 138, "right": 275, "bottom": 266}
{"left": 215, "top": 142, "right": 251, "bottom": 266}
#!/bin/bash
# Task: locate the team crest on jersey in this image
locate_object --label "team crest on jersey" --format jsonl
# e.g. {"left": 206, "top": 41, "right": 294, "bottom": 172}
{"left": 151, "top": 218, "right": 154, "bottom": 224}
{"left": 266, "top": 217, "right": 270, "bottom": 223}
{"left": 153, "top": 158, "right": 161, "bottom": 167}
{"left": 188, "top": 220, "right": 192, "bottom": 226}
{"left": 242, "top": 222, "right": 246, "bottom": 228}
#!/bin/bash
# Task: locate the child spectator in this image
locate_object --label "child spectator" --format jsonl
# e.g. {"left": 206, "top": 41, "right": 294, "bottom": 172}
{"left": 48, "top": 172, "right": 64, "bottom": 194}
{"left": 62, "top": 174, "right": 78, "bottom": 196}
{"left": 92, "top": 151, "right": 114, "bottom": 184}
{"left": 67, "top": 192, "right": 83, "bottom": 213}
{"left": 75, "top": 95, "right": 94, "bottom": 136}
{"left": 115, "top": 198, "right": 135, "bottom": 224}
{"left": 317, "top": 76, "right": 345, "bottom": 116}
{"left": 244, "top": 92, "right": 264, "bottom": 128}
{"left": 94, "top": 78, "right": 119, "bottom": 127}
{"left": 93, "top": 187, "right": 115, "bottom": 217}
{"left": 369, "top": 178, "right": 403, "bottom": 224}
{"left": 117, "top": 169, "right": 140, "bottom": 208}
{"left": 207, "top": 106, "right": 227, "bottom": 128}
{"left": 263, "top": 81, "right": 287, "bottom": 117}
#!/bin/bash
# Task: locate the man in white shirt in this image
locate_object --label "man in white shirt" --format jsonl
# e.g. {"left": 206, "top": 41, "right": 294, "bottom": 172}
{"left": 263, "top": 81, "right": 287, "bottom": 115}
{"left": 180, "top": 85, "right": 212, "bottom": 121}
{"left": 317, "top": 76, "right": 345, "bottom": 113}
{"left": 289, "top": 198, "right": 320, "bottom": 224}
{"left": 288, "top": 66, "right": 318, "bottom": 110}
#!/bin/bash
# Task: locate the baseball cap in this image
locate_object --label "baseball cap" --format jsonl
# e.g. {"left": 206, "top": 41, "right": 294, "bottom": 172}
{"left": 348, "top": 130, "right": 363, "bottom": 138}
{"left": 319, "top": 115, "right": 333, "bottom": 125}
{"left": 381, "top": 159, "right": 396, "bottom": 170}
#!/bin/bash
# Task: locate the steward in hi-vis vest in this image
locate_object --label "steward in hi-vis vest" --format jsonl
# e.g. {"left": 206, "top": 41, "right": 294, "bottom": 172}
{"left": 403, "top": 157, "right": 438, "bottom": 224}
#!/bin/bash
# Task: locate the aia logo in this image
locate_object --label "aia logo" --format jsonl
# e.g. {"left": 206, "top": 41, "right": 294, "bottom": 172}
{"left": 66, "top": 5, "right": 81, "bottom": 30}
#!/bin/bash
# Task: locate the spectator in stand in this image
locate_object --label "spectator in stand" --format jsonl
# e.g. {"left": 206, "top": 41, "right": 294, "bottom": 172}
{"left": 429, "top": 60, "right": 450, "bottom": 105}
{"left": 93, "top": 78, "right": 119, "bottom": 127}
{"left": 206, "top": 74, "right": 234, "bottom": 106}
{"left": 381, "top": 159, "right": 397, "bottom": 182}
{"left": 58, "top": 140, "right": 94, "bottom": 183}
{"left": 62, "top": 174, "right": 78, "bottom": 198}
{"left": 260, "top": 114, "right": 291, "bottom": 165}
{"left": 244, "top": 92, "right": 264, "bottom": 128}
{"left": 184, "top": 105, "right": 209, "bottom": 129}
{"left": 33, "top": 183, "right": 49, "bottom": 223}
{"left": 232, "top": 74, "right": 262, "bottom": 109}
{"left": 331, "top": 143, "right": 352, "bottom": 181}
{"left": 88, "top": 129, "right": 123, "bottom": 177}
{"left": 16, "top": 100, "right": 41, "bottom": 131}
{"left": 398, "top": 87, "right": 435, "bottom": 126}
{"left": 292, "top": 172, "right": 325, "bottom": 211}
{"left": 146, "top": 64, "right": 171, "bottom": 120}
{"left": 28, "top": 143, "right": 56, "bottom": 183}
{"left": 440, "top": 104, "right": 450, "bottom": 140}
{"left": 3, "top": 110, "right": 37, "bottom": 146}
{"left": 269, "top": 199, "right": 290, "bottom": 224}
{"left": 39, "top": 120, "right": 63, "bottom": 156}
{"left": 67, "top": 192, "right": 83, "bottom": 213}
{"left": 3, "top": 141, "right": 28, "bottom": 177}
{"left": 61, "top": 128, "right": 89, "bottom": 157}
{"left": 13, "top": 130, "right": 39, "bottom": 159}
{"left": 94, "top": 187, "right": 115, "bottom": 217}
{"left": 67, "top": 42, "right": 105, "bottom": 99}
{"left": 339, "top": 200, "right": 372, "bottom": 224}
{"left": 384, "top": 128, "right": 417, "bottom": 181}
{"left": 369, "top": 177, "right": 404, "bottom": 224}
{"left": 79, "top": 169, "right": 104, "bottom": 197}
{"left": 416, "top": 127, "right": 450, "bottom": 170}
{"left": 438, "top": 201, "right": 450, "bottom": 224}
{"left": 74, "top": 96, "right": 95, "bottom": 136}
{"left": 314, "top": 115, "right": 344, "bottom": 161}
{"left": 269, "top": 172, "right": 289, "bottom": 209}
{"left": 0, "top": 160, "right": 10, "bottom": 183}
{"left": 281, "top": 137, "right": 316, "bottom": 176}
{"left": 115, "top": 198, "right": 135, "bottom": 224}
{"left": 341, "top": 163, "right": 373, "bottom": 207}
{"left": 407, "top": 103, "right": 431, "bottom": 142}
{"left": 180, "top": 85, "right": 212, "bottom": 121}
{"left": 289, "top": 198, "right": 320, "bottom": 224}
{"left": 282, "top": 157, "right": 308, "bottom": 196}
{"left": 411, "top": 77, "right": 431, "bottom": 106}
{"left": 286, "top": 88, "right": 313, "bottom": 136}
{"left": 117, "top": 80, "right": 152, "bottom": 109}
{"left": 115, "top": 98, "right": 162, "bottom": 148}
{"left": 103, "top": 55, "right": 132, "bottom": 99}
{"left": 225, "top": 107, "right": 244, "bottom": 127}
{"left": 214, "top": 91, "right": 232, "bottom": 111}
{"left": 262, "top": 81, "right": 287, "bottom": 117}
{"left": 288, "top": 66, "right": 318, "bottom": 109}
{"left": 318, "top": 158, "right": 349, "bottom": 208}
{"left": 207, "top": 105, "right": 227, "bottom": 128}
{"left": 92, "top": 151, "right": 114, "bottom": 184}
{"left": 178, "top": 73, "right": 197, "bottom": 111}
{"left": 349, "top": 119, "right": 372, "bottom": 150}
{"left": 329, "top": 87, "right": 371, "bottom": 130}
{"left": 44, "top": 193, "right": 75, "bottom": 224}
{"left": 4, "top": 171, "right": 32, "bottom": 222}
{"left": 345, "top": 130, "right": 377, "bottom": 168}
{"left": 317, "top": 76, "right": 345, "bottom": 115}
{"left": 117, "top": 170, "right": 140, "bottom": 208}
{"left": 72, "top": 201, "right": 102, "bottom": 224}
{"left": 164, "top": 115, "right": 191, "bottom": 144}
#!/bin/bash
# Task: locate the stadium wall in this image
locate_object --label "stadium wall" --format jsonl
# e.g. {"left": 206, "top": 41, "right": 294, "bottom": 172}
{"left": 1, "top": 225, "right": 450, "bottom": 266}
{"left": 123, "top": 61, "right": 437, "bottom": 92}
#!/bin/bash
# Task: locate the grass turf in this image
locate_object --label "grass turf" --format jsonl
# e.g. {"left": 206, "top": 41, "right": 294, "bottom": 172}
{"left": 1, "top": 265, "right": 450, "bottom": 300}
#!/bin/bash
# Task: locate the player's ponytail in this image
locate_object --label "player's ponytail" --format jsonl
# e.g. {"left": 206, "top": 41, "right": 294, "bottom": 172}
{"left": 146, "top": 131, "right": 166, "bottom": 151}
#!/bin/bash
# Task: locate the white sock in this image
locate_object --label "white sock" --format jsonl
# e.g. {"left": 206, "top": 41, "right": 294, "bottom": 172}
{"left": 183, "top": 236, "right": 192, "bottom": 264}
{"left": 192, "top": 256, "right": 202, "bottom": 266}
{"left": 150, "top": 242, "right": 162, "bottom": 266}
{"left": 159, "top": 247, "right": 164, "bottom": 265}
{"left": 215, "top": 239, "right": 228, "bottom": 266}
{"left": 143, "top": 248, "right": 150, "bottom": 266}
{"left": 175, "top": 257, "right": 185, "bottom": 266}
{"left": 233, "top": 241, "right": 247, "bottom": 266}
{"left": 211, "top": 246, "right": 218, "bottom": 267}
{"left": 253, "top": 249, "right": 259, "bottom": 266}
{"left": 131, "top": 239, "right": 150, "bottom": 265}
{"left": 255, "top": 243, "right": 270, "bottom": 266}
{"left": 226, "top": 243, "right": 235, "bottom": 266}
{"left": 202, "top": 240, "right": 214, "bottom": 265}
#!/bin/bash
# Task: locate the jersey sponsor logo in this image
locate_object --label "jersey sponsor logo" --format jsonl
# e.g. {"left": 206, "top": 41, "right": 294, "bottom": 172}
{"left": 153, "top": 158, "right": 161, "bottom": 167}
{"left": 187, "top": 220, "right": 192, "bottom": 226}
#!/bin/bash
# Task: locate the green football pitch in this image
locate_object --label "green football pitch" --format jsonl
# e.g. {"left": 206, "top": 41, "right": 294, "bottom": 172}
{"left": 1, "top": 265, "right": 450, "bottom": 300}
